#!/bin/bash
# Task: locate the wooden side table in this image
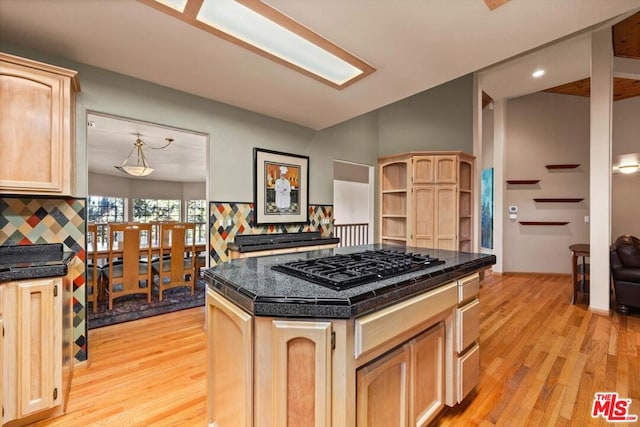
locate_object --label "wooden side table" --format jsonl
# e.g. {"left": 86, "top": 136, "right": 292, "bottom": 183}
{"left": 569, "top": 243, "right": 590, "bottom": 304}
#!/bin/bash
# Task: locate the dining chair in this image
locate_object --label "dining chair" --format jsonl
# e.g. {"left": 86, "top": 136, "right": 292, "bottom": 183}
{"left": 103, "top": 223, "right": 153, "bottom": 310}
{"left": 86, "top": 223, "right": 102, "bottom": 313}
{"left": 151, "top": 222, "right": 196, "bottom": 301}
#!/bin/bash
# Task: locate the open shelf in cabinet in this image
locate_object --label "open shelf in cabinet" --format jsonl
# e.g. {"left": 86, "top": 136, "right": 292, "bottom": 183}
{"left": 518, "top": 221, "right": 569, "bottom": 226}
{"left": 382, "top": 217, "right": 406, "bottom": 239}
{"left": 545, "top": 164, "right": 580, "bottom": 169}
{"left": 507, "top": 180, "right": 540, "bottom": 185}
{"left": 382, "top": 192, "right": 407, "bottom": 216}
{"left": 459, "top": 161, "right": 472, "bottom": 191}
{"left": 533, "top": 198, "right": 583, "bottom": 203}
{"left": 459, "top": 239, "right": 471, "bottom": 252}
{"left": 381, "top": 237, "right": 407, "bottom": 246}
{"left": 381, "top": 162, "right": 407, "bottom": 191}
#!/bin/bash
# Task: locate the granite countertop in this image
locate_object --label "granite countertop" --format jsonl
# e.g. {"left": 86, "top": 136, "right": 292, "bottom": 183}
{"left": 205, "top": 244, "right": 496, "bottom": 319}
{"left": 0, "top": 244, "right": 76, "bottom": 283}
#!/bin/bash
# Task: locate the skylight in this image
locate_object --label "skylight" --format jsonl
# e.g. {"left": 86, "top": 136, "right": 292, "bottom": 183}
{"left": 138, "top": 0, "right": 375, "bottom": 89}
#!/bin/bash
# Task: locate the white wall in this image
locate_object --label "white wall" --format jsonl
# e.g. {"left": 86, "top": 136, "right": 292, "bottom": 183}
{"left": 333, "top": 180, "right": 370, "bottom": 225}
{"left": 504, "top": 92, "right": 590, "bottom": 273}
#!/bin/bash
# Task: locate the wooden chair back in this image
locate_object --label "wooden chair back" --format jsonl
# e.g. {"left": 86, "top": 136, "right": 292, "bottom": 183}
{"left": 155, "top": 222, "right": 197, "bottom": 300}
{"left": 87, "top": 223, "right": 99, "bottom": 313}
{"left": 106, "top": 223, "right": 153, "bottom": 310}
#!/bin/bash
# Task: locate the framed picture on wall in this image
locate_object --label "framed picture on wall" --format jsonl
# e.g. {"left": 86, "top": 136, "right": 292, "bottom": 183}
{"left": 254, "top": 148, "right": 309, "bottom": 225}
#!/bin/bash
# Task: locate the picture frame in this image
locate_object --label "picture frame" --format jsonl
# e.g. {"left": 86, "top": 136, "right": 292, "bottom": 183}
{"left": 253, "top": 148, "right": 309, "bottom": 225}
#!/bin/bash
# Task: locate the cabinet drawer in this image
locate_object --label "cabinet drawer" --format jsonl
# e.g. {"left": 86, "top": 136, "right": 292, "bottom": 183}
{"left": 456, "top": 298, "right": 479, "bottom": 353}
{"left": 458, "top": 273, "right": 479, "bottom": 304}
{"left": 355, "top": 282, "right": 457, "bottom": 358}
{"left": 457, "top": 344, "right": 479, "bottom": 402}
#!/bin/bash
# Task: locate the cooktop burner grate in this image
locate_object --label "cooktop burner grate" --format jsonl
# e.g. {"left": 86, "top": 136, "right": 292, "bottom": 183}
{"left": 271, "top": 249, "right": 445, "bottom": 290}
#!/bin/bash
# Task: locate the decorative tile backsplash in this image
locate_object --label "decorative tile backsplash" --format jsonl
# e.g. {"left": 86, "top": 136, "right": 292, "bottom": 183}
{"left": 0, "top": 197, "right": 87, "bottom": 363}
{"left": 209, "top": 202, "right": 333, "bottom": 265}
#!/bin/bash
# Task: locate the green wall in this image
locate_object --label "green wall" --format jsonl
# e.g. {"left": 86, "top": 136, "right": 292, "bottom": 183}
{"left": 378, "top": 74, "right": 474, "bottom": 156}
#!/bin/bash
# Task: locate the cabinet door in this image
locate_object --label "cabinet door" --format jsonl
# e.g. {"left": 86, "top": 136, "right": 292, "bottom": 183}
{"left": 206, "top": 288, "right": 253, "bottom": 427}
{"left": 456, "top": 298, "right": 480, "bottom": 354}
{"left": 17, "top": 278, "right": 61, "bottom": 417}
{"left": 410, "top": 324, "right": 445, "bottom": 427}
{"left": 435, "top": 156, "right": 457, "bottom": 184}
{"left": 413, "top": 185, "right": 435, "bottom": 248}
{"left": 272, "top": 320, "right": 332, "bottom": 427}
{"left": 457, "top": 344, "right": 480, "bottom": 402}
{"left": 413, "top": 156, "right": 435, "bottom": 184}
{"left": 357, "top": 345, "right": 410, "bottom": 427}
{"left": 434, "top": 185, "right": 458, "bottom": 250}
{"left": 0, "top": 56, "right": 75, "bottom": 195}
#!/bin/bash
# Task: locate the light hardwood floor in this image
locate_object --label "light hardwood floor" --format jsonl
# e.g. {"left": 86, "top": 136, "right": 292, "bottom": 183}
{"left": 35, "top": 273, "right": 639, "bottom": 426}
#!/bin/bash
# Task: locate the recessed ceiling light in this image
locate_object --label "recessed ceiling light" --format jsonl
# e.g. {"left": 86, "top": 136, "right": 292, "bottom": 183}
{"left": 532, "top": 69, "right": 545, "bottom": 78}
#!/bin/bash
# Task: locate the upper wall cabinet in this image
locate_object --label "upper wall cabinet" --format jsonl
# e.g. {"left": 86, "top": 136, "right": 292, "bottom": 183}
{"left": 0, "top": 52, "right": 80, "bottom": 196}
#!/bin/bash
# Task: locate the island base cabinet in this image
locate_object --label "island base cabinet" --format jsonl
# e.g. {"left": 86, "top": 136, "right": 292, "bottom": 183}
{"left": 255, "top": 318, "right": 333, "bottom": 427}
{"left": 206, "top": 289, "right": 253, "bottom": 427}
{"left": 356, "top": 323, "right": 445, "bottom": 427}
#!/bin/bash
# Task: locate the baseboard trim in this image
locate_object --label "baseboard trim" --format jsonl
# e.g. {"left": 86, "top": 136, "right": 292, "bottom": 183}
{"left": 502, "top": 271, "right": 571, "bottom": 277}
{"left": 589, "top": 306, "right": 611, "bottom": 317}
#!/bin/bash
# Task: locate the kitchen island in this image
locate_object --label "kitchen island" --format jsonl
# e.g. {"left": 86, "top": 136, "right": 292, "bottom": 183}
{"left": 204, "top": 244, "right": 496, "bottom": 426}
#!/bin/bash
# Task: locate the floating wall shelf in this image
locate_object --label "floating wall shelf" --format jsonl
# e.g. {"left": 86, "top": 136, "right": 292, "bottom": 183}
{"left": 533, "top": 198, "right": 584, "bottom": 203}
{"left": 545, "top": 164, "right": 580, "bottom": 169}
{"left": 519, "top": 221, "right": 570, "bottom": 226}
{"left": 507, "top": 180, "right": 540, "bottom": 184}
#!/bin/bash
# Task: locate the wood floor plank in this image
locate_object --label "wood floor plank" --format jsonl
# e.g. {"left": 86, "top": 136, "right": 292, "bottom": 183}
{"left": 32, "top": 273, "right": 639, "bottom": 426}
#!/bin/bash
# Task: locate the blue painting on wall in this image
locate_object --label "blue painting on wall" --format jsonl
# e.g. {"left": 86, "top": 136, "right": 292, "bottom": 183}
{"left": 481, "top": 168, "right": 494, "bottom": 249}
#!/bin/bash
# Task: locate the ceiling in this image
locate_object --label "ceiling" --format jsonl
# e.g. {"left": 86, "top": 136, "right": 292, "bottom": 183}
{"left": 2, "top": 0, "right": 640, "bottom": 183}
{"left": 87, "top": 113, "right": 208, "bottom": 182}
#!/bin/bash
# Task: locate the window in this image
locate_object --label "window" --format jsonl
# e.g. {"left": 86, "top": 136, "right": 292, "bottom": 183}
{"left": 133, "top": 198, "right": 182, "bottom": 245}
{"left": 186, "top": 200, "right": 207, "bottom": 243}
{"left": 87, "top": 196, "right": 126, "bottom": 245}
{"left": 132, "top": 198, "right": 181, "bottom": 223}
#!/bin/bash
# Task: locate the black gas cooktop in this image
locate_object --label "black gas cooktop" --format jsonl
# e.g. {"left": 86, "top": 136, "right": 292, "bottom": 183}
{"left": 271, "top": 249, "right": 445, "bottom": 290}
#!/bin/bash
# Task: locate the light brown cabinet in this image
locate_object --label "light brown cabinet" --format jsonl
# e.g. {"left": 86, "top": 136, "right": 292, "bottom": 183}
{"left": 2, "top": 278, "right": 62, "bottom": 425}
{"left": 454, "top": 273, "right": 481, "bottom": 403}
{"left": 0, "top": 52, "right": 79, "bottom": 196}
{"left": 356, "top": 323, "right": 445, "bottom": 427}
{"left": 379, "top": 152, "right": 475, "bottom": 251}
{"left": 206, "top": 288, "right": 253, "bottom": 427}
{"left": 270, "top": 320, "right": 332, "bottom": 427}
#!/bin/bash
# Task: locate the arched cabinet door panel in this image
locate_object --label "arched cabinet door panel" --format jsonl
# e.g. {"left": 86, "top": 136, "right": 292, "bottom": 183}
{"left": 0, "top": 53, "right": 79, "bottom": 195}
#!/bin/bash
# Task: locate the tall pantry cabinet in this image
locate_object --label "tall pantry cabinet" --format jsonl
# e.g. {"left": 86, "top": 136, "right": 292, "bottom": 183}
{"left": 379, "top": 152, "right": 474, "bottom": 251}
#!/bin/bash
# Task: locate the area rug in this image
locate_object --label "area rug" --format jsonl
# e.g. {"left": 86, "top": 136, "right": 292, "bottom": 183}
{"left": 88, "top": 278, "right": 206, "bottom": 329}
